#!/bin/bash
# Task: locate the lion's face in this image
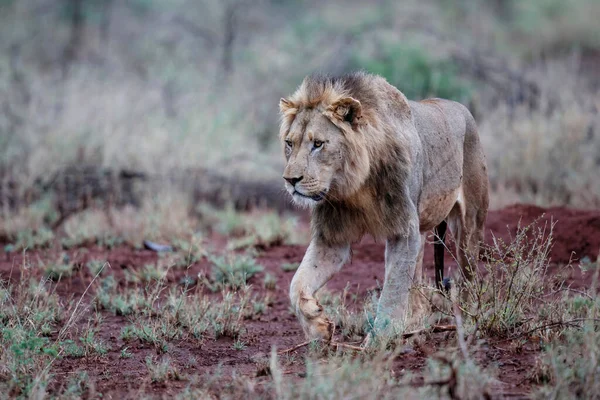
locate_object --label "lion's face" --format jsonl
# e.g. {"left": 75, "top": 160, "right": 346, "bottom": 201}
{"left": 279, "top": 93, "right": 369, "bottom": 209}
{"left": 281, "top": 109, "right": 346, "bottom": 208}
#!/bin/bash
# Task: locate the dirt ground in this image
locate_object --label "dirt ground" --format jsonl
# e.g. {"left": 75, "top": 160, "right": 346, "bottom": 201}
{"left": 1, "top": 204, "right": 599, "bottom": 398}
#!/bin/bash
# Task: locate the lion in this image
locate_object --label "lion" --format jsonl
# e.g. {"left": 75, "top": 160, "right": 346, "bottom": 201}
{"left": 279, "top": 72, "right": 489, "bottom": 341}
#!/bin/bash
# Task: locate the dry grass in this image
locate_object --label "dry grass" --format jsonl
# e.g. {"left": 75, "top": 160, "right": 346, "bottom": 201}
{"left": 481, "top": 60, "right": 600, "bottom": 208}
{"left": 1, "top": 1, "right": 599, "bottom": 209}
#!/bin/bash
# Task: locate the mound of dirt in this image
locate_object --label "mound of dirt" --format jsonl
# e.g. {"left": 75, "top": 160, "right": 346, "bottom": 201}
{"left": 486, "top": 204, "right": 600, "bottom": 264}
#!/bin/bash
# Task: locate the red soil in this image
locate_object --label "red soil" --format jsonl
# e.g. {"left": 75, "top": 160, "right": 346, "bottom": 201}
{"left": 0, "top": 204, "right": 598, "bottom": 397}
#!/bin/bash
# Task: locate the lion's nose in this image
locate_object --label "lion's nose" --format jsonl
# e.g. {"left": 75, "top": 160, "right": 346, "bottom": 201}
{"left": 284, "top": 176, "right": 303, "bottom": 186}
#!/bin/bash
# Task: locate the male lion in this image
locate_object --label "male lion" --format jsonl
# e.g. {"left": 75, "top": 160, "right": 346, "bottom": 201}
{"left": 279, "top": 72, "right": 489, "bottom": 341}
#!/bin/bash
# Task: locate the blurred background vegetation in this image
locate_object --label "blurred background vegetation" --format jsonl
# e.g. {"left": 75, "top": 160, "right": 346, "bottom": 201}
{"left": 1, "top": 0, "right": 599, "bottom": 220}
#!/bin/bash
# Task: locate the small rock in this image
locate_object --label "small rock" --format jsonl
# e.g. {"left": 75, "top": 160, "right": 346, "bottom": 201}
{"left": 143, "top": 240, "right": 173, "bottom": 252}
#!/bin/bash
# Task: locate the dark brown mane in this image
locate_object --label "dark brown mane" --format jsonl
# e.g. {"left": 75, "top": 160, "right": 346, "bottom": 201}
{"left": 312, "top": 134, "right": 412, "bottom": 245}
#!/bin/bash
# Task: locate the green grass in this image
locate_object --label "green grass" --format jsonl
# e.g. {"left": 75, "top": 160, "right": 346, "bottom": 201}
{"left": 86, "top": 260, "right": 108, "bottom": 277}
{"left": 263, "top": 273, "right": 277, "bottom": 290}
{"left": 146, "top": 356, "right": 182, "bottom": 383}
{"left": 198, "top": 204, "right": 305, "bottom": 250}
{"left": 232, "top": 339, "right": 247, "bottom": 351}
{"left": 43, "top": 256, "right": 76, "bottom": 281}
{"left": 207, "top": 253, "right": 264, "bottom": 291}
{"left": 78, "top": 327, "right": 110, "bottom": 356}
{"left": 4, "top": 228, "right": 54, "bottom": 253}
{"left": 126, "top": 263, "right": 168, "bottom": 283}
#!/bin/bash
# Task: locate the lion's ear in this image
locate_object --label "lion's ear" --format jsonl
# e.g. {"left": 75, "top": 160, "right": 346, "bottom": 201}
{"left": 279, "top": 98, "right": 297, "bottom": 115}
{"left": 327, "top": 97, "right": 362, "bottom": 128}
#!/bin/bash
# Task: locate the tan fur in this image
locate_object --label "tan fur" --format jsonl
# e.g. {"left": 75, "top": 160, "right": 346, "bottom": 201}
{"left": 280, "top": 72, "right": 489, "bottom": 341}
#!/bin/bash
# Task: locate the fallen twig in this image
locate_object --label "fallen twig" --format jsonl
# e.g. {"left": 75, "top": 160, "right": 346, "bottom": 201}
{"left": 402, "top": 324, "right": 457, "bottom": 338}
{"left": 278, "top": 340, "right": 364, "bottom": 355}
{"left": 278, "top": 341, "right": 312, "bottom": 355}
{"left": 331, "top": 342, "right": 364, "bottom": 351}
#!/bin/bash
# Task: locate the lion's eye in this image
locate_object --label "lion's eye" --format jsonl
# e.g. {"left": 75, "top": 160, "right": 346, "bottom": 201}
{"left": 285, "top": 140, "right": 293, "bottom": 148}
{"left": 313, "top": 140, "right": 324, "bottom": 149}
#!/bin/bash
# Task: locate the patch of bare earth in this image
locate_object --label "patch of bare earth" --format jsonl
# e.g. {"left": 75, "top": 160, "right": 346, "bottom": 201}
{"left": 0, "top": 204, "right": 598, "bottom": 398}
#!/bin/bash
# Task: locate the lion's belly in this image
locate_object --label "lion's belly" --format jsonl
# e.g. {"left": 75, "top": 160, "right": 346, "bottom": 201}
{"left": 418, "top": 184, "right": 462, "bottom": 232}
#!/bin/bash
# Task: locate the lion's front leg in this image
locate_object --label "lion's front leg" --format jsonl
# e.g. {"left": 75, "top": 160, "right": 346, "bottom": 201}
{"left": 375, "top": 225, "right": 421, "bottom": 333}
{"left": 290, "top": 240, "right": 350, "bottom": 341}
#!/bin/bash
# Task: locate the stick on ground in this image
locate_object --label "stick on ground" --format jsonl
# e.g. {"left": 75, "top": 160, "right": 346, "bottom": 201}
{"left": 278, "top": 324, "right": 458, "bottom": 354}
{"left": 402, "top": 324, "right": 457, "bottom": 338}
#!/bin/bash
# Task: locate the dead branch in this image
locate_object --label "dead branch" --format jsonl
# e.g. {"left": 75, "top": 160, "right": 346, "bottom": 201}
{"left": 491, "top": 318, "right": 600, "bottom": 345}
{"left": 402, "top": 324, "right": 457, "bottom": 338}
{"left": 277, "top": 340, "right": 364, "bottom": 355}
{"left": 331, "top": 342, "right": 364, "bottom": 351}
{"left": 277, "top": 341, "right": 312, "bottom": 355}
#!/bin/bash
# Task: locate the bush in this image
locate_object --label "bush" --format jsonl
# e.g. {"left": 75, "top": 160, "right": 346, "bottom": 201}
{"left": 349, "top": 42, "right": 471, "bottom": 103}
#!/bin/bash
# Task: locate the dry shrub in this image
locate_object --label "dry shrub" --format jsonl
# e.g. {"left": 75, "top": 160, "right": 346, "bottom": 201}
{"left": 319, "top": 286, "right": 377, "bottom": 341}
{"left": 460, "top": 219, "right": 560, "bottom": 338}
{"left": 198, "top": 203, "right": 308, "bottom": 249}
{"left": 61, "top": 189, "right": 195, "bottom": 247}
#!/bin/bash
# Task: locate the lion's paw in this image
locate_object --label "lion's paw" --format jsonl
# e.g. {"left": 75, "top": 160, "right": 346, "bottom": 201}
{"left": 299, "top": 296, "right": 333, "bottom": 341}
{"left": 299, "top": 296, "right": 324, "bottom": 319}
{"left": 306, "top": 315, "right": 334, "bottom": 341}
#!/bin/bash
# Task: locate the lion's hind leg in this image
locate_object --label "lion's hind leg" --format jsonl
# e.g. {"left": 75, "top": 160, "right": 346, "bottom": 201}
{"left": 455, "top": 108, "right": 489, "bottom": 281}
{"left": 434, "top": 220, "right": 447, "bottom": 291}
{"left": 448, "top": 189, "right": 487, "bottom": 284}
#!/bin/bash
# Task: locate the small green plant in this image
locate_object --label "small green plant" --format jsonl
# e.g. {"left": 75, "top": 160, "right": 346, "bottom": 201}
{"left": 43, "top": 254, "right": 75, "bottom": 281}
{"left": 7, "top": 227, "right": 54, "bottom": 252}
{"left": 252, "top": 301, "right": 266, "bottom": 317}
{"left": 120, "top": 347, "right": 133, "bottom": 359}
{"left": 97, "top": 234, "right": 124, "bottom": 249}
{"left": 120, "top": 326, "right": 136, "bottom": 341}
{"left": 198, "top": 203, "right": 304, "bottom": 249}
{"left": 86, "top": 260, "right": 107, "bottom": 276}
{"left": 128, "top": 263, "right": 168, "bottom": 283}
{"left": 124, "top": 322, "right": 178, "bottom": 352}
{"left": 197, "top": 203, "right": 246, "bottom": 236}
{"left": 79, "top": 328, "right": 109, "bottom": 356}
{"left": 270, "top": 346, "right": 405, "bottom": 398}
{"left": 320, "top": 286, "right": 376, "bottom": 341}
{"left": 263, "top": 273, "right": 277, "bottom": 290}
{"left": 95, "top": 282, "right": 149, "bottom": 316}
{"left": 145, "top": 356, "right": 181, "bottom": 383}
{"left": 532, "top": 288, "right": 600, "bottom": 398}
{"left": 208, "top": 253, "right": 263, "bottom": 290}
{"left": 228, "top": 212, "right": 300, "bottom": 249}
{"left": 62, "top": 339, "right": 85, "bottom": 358}
{"left": 63, "top": 371, "right": 90, "bottom": 397}
{"left": 232, "top": 339, "right": 247, "bottom": 351}
{"left": 209, "top": 289, "right": 252, "bottom": 339}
